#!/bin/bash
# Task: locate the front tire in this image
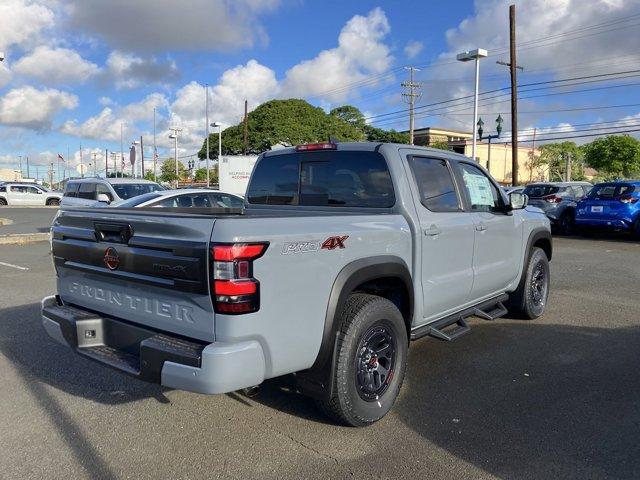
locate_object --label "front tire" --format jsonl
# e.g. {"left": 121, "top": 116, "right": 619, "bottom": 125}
{"left": 46, "top": 198, "right": 60, "bottom": 206}
{"left": 507, "top": 247, "right": 550, "bottom": 319}
{"left": 315, "top": 294, "right": 408, "bottom": 427}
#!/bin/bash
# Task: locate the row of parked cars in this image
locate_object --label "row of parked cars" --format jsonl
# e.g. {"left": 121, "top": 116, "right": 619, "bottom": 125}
{"left": 505, "top": 180, "right": 640, "bottom": 238}
{"left": 2, "top": 176, "right": 639, "bottom": 238}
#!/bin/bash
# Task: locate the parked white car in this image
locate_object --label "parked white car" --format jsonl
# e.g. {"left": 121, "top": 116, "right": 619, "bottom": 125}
{"left": 114, "top": 188, "right": 245, "bottom": 209}
{"left": 0, "top": 183, "right": 63, "bottom": 206}
{"left": 61, "top": 178, "right": 163, "bottom": 207}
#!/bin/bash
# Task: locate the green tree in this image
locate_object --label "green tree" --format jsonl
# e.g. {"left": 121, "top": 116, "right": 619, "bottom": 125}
{"left": 429, "top": 140, "right": 451, "bottom": 151}
{"left": 143, "top": 170, "right": 157, "bottom": 181}
{"left": 537, "top": 142, "right": 586, "bottom": 181}
{"left": 160, "top": 158, "right": 186, "bottom": 183}
{"left": 199, "top": 100, "right": 408, "bottom": 157}
{"left": 194, "top": 167, "right": 218, "bottom": 183}
{"left": 583, "top": 135, "right": 640, "bottom": 179}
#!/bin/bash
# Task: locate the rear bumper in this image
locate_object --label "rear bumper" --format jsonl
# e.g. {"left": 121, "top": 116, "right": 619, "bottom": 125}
{"left": 574, "top": 217, "right": 633, "bottom": 229}
{"left": 41, "top": 295, "right": 265, "bottom": 394}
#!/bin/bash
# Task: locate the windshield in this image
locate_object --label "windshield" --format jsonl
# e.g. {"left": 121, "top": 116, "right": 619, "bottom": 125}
{"left": 112, "top": 183, "right": 163, "bottom": 200}
{"left": 522, "top": 185, "right": 560, "bottom": 198}
{"left": 114, "top": 192, "right": 164, "bottom": 207}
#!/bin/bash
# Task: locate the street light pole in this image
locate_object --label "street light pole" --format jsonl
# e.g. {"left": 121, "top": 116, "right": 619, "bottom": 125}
{"left": 457, "top": 48, "right": 488, "bottom": 161}
{"left": 205, "top": 84, "right": 210, "bottom": 187}
{"left": 477, "top": 115, "right": 503, "bottom": 176}
{"left": 169, "top": 128, "right": 181, "bottom": 188}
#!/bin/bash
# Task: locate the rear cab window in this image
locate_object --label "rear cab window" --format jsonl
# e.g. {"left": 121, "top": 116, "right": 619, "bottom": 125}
{"left": 112, "top": 183, "right": 163, "bottom": 200}
{"left": 588, "top": 184, "right": 635, "bottom": 200}
{"left": 523, "top": 185, "right": 560, "bottom": 198}
{"left": 247, "top": 150, "right": 395, "bottom": 208}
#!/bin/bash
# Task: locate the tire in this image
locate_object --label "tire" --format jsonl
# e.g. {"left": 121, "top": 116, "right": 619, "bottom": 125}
{"left": 0, "top": 198, "right": 6, "bottom": 206}
{"left": 507, "top": 247, "right": 550, "bottom": 320}
{"left": 556, "top": 211, "right": 574, "bottom": 236}
{"left": 315, "top": 293, "right": 408, "bottom": 427}
{"left": 46, "top": 198, "right": 60, "bottom": 206}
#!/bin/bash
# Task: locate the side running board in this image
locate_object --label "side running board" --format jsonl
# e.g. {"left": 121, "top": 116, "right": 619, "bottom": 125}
{"left": 411, "top": 294, "right": 509, "bottom": 342}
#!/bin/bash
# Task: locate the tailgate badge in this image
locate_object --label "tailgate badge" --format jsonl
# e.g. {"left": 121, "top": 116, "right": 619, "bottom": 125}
{"left": 104, "top": 247, "right": 120, "bottom": 271}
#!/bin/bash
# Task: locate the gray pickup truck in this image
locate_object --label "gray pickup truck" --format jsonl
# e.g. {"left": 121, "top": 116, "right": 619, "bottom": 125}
{"left": 42, "top": 142, "right": 552, "bottom": 426}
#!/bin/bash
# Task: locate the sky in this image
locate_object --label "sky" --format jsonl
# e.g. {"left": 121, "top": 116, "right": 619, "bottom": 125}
{"left": 0, "top": 0, "right": 639, "bottom": 179}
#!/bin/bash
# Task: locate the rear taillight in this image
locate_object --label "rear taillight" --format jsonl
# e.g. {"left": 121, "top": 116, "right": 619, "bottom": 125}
{"left": 542, "top": 194, "right": 562, "bottom": 203}
{"left": 211, "top": 242, "right": 267, "bottom": 314}
{"left": 619, "top": 195, "right": 639, "bottom": 204}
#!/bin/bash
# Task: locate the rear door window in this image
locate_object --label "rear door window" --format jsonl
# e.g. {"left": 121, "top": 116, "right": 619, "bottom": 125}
{"left": 247, "top": 151, "right": 395, "bottom": 208}
{"left": 408, "top": 156, "right": 460, "bottom": 212}
{"left": 77, "top": 183, "right": 97, "bottom": 200}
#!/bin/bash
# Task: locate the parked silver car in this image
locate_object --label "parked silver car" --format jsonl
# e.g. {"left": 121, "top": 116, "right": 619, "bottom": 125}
{"left": 0, "top": 183, "right": 62, "bottom": 206}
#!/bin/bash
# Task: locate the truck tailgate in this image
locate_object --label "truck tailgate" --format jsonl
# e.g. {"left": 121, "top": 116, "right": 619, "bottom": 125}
{"left": 51, "top": 208, "right": 217, "bottom": 342}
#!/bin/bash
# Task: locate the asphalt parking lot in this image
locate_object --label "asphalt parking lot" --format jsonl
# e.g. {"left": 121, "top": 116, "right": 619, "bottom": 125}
{"left": 1, "top": 230, "right": 639, "bottom": 479}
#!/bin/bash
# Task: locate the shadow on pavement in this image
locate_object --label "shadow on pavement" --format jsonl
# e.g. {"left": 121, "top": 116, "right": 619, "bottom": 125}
{"left": 3, "top": 301, "right": 639, "bottom": 478}
{"left": 395, "top": 321, "right": 640, "bottom": 479}
{"left": 0, "top": 302, "right": 166, "bottom": 405}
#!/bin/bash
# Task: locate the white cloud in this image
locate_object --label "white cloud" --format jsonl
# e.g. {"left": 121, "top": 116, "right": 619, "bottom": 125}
{"left": 105, "top": 50, "right": 180, "bottom": 89}
{"left": 68, "top": 0, "right": 280, "bottom": 53}
{"left": 14, "top": 46, "right": 100, "bottom": 85}
{"left": 404, "top": 40, "right": 423, "bottom": 59}
{"left": 0, "top": 0, "right": 55, "bottom": 51}
{"left": 282, "top": 7, "right": 393, "bottom": 101}
{"left": 0, "top": 63, "right": 11, "bottom": 89}
{"left": 0, "top": 86, "right": 77, "bottom": 130}
{"left": 168, "top": 60, "right": 278, "bottom": 150}
{"left": 60, "top": 93, "right": 168, "bottom": 142}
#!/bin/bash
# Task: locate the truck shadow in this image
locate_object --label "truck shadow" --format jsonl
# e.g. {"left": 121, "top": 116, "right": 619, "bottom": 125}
{"left": 0, "top": 302, "right": 167, "bottom": 405}
{"left": 394, "top": 320, "right": 640, "bottom": 479}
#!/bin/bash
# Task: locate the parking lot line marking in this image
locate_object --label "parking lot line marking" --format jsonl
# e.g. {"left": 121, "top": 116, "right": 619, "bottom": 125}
{"left": 0, "top": 261, "right": 29, "bottom": 271}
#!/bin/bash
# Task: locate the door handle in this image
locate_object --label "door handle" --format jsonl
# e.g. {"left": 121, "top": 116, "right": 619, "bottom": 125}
{"left": 424, "top": 224, "right": 442, "bottom": 236}
{"left": 475, "top": 223, "right": 487, "bottom": 232}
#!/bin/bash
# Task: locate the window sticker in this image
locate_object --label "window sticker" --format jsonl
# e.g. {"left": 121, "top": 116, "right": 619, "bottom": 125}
{"left": 463, "top": 170, "right": 494, "bottom": 206}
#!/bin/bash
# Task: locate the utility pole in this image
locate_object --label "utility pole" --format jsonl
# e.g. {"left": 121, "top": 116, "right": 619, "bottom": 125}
{"left": 105, "top": 149, "right": 108, "bottom": 177}
{"left": 26, "top": 155, "right": 30, "bottom": 179}
{"left": 565, "top": 152, "right": 572, "bottom": 182}
{"left": 18, "top": 155, "right": 22, "bottom": 177}
{"left": 169, "top": 127, "right": 182, "bottom": 187}
{"left": 401, "top": 66, "right": 422, "bottom": 145}
{"left": 120, "top": 123, "right": 124, "bottom": 178}
{"left": 509, "top": 4, "right": 518, "bottom": 185}
{"left": 92, "top": 152, "right": 98, "bottom": 176}
{"left": 243, "top": 99, "right": 248, "bottom": 155}
{"left": 153, "top": 107, "right": 158, "bottom": 182}
{"left": 205, "top": 84, "right": 210, "bottom": 187}
{"left": 140, "top": 135, "right": 145, "bottom": 178}
{"left": 49, "top": 162, "right": 54, "bottom": 188}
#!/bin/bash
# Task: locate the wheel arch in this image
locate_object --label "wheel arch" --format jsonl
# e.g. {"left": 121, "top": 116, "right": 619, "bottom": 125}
{"left": 297, "top": 255, "right": 413, "bottom": 398}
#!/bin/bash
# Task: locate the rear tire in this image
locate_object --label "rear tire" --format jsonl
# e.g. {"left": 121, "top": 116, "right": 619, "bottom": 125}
{"left": 46, "top": 198, "right": 60, "bottom": 206}
{"left": 507, "top": 247, "right": 550, "bottom": 320}
{"left": 315, "top": 294, "right": 408, "bottom": 427}
{"left": 0, "top": 198, "right": 6, "bottom": 206}
{"left": 556, "top": 211, "right": 574, "bottom": 236}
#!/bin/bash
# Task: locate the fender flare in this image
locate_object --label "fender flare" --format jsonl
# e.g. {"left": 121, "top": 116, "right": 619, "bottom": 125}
{"left": 299, "top": 255, "right": 413, "bottom": 398}
{"left": 509, "top": 228, "right": 552, "bottom": 308}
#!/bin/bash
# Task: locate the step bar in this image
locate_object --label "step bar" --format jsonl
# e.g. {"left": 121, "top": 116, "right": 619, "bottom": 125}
{"left": 411, "top": 294, "right": 509, "bottom": 341}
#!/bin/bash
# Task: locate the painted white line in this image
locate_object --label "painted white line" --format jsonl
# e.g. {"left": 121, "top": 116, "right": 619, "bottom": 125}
{"left": 0, "top": 261, "right": 29, "bottom": 271}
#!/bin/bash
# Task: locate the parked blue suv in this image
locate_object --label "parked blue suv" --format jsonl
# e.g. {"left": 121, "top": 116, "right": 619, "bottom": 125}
{"left": 575, "top": 181, "right": 640, "bottom": 237}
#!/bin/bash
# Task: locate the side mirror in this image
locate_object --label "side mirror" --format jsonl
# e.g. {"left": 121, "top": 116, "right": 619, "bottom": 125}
{"left": 97, "top": 193, "right": 111, "bottom": 204}
{"left": 509, "top": 192, "right": 528, "bottom": 210}
{"left": 36, "top": 190, "right": 43, "bottom": 194}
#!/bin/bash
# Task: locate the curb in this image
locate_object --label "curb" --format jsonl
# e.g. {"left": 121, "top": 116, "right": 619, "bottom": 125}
{"left": 0, "top": 232, "right": 51, "bottom": 245}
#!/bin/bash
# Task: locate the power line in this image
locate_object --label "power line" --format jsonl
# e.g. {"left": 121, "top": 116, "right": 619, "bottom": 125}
{"left": 366, "top": 69, "right": 640, "bottom": 124}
